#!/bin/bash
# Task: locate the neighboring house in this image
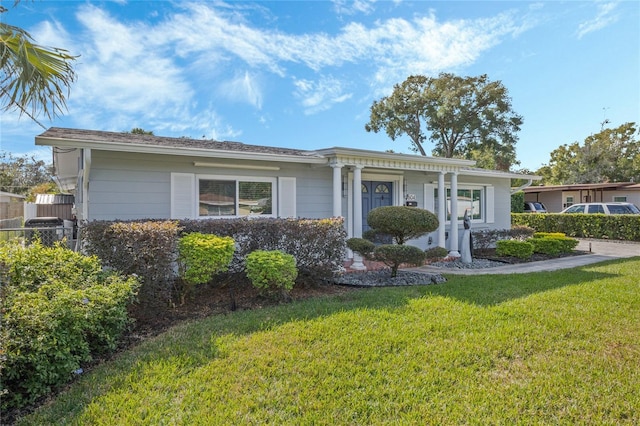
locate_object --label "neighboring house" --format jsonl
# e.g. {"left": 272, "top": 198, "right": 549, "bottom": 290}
{"left": 524, "top": 183, "right": 640, "bottom": 212}
{"left": 0, "top": 191, "right": 25, "bottom": 220}
{"left": 36, "top": 127, "right": 539, "bottom": 265}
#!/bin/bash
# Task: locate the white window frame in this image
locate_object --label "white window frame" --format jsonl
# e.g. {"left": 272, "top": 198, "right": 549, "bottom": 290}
{"left": 197, "top": 174, "right": 277, "bottom": 219}
{"left": 433, "top": 185, "right": 488, "bottom": 224}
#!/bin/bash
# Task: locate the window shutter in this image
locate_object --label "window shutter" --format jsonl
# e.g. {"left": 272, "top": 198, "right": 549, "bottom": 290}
{"left": 486, "top": 186, "right": 495, "bottom": 223}
{"left": 278, "top": 177, "right": 296, "bottom": 218}
{"left": 423, "top": 184, "right": 435, "bottom": 212}
{"left": 171, "top": 173, "right": 196, "bottom": 219}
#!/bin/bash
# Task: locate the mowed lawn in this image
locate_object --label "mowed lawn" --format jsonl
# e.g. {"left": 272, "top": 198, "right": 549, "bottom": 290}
{"left": 19, "top": 259, "right": 640, "bottom": 425}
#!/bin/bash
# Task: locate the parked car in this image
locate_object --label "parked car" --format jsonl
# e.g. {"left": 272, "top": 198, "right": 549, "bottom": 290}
{"left": 560, "top": 202, "right": 640, "bottom": 214}
{"left": 524, "top": 201, "right": 548, "bottom": 213}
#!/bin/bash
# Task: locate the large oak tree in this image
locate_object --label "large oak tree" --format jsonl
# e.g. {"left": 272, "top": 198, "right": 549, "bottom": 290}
{"left": 365, "top": 73, "right": 523, "bottom": 171}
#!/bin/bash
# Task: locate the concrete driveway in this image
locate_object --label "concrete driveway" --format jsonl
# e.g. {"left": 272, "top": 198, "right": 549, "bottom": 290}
{"left": 413, "top": 238, "right": 640, "bottom": 275}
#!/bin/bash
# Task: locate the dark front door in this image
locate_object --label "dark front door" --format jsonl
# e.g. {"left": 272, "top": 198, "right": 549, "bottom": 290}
{"left": 362, "top": 181, "right": 393, "bottom": 233}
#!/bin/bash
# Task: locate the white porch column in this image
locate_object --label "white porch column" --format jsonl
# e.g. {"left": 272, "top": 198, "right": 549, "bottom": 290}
{"left": 351, "top": 165, "right": 366, "bottom": 270}
{"left": 449, "top": 171, "right": 460, "bottom": 257}
{"left": 331, "top": 164, "right": 342, "bottom": 218}
{"left": 437, "top": 171, "right": 446, "bottom": 248}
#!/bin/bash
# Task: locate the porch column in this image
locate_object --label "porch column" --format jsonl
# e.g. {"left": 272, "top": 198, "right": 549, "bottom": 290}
{"left": 437, "top": 171, "right": 446, "bottom": 248}
{"left": 449, "top": 171, "right": 460, "bottom": 257}
{"left": 351, "top": 165, "right": 366, "bottom": 270}
{"left": 331, "top": 164, "right": 342, "bottom": 218}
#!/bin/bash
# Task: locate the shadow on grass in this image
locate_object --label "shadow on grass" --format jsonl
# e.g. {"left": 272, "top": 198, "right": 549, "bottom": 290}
{"left": 14, "top": 258, "right": 635, "bottom": 425}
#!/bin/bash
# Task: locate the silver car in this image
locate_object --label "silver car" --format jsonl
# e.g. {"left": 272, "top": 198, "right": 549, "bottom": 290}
{"left": 560, "top": 202, "right": 640, "bottom": 214}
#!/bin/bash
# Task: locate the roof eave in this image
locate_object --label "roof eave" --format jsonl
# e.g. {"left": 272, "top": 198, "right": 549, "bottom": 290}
{"left": 36, "top": 136, "right": 328, "bottom": 165}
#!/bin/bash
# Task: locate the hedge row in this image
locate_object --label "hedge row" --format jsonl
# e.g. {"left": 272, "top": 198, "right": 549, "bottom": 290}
{"left": 82, "top": 218, "right": 347, "bottom": 303}
{"left": 512, "top": 213, "right": 640, "bottom": 241}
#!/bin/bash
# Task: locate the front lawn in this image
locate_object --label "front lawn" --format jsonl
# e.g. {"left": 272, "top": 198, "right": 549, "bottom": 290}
{"left": 16, "top": 259, "right": 640, "bottom": 425}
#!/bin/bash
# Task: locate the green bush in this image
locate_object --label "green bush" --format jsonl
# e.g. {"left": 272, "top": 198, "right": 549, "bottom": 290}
{"left": 245, "top": 250, "right": 298, "bottom": 299}
{"left": 367, "top": 206, "right": 439, "bottom": 244}
{"left": 496, "top": 240, "right": 534, "bottom": 259}
{"left": 512, "top": 213, "right": 640, "bottom": 241}
{"left": 178, "top": 233, "right": 235, "bottom": 285}
{"left": 472, "top": 226, "right": 535, "bottom": 252}
{"left": 346, "top": 238, "right": 375, "bottom": 257}
{"left": 529, "top": 235, "right": 579, "bottom": 255}
{"left": 533, "top": 232, "right": 567, "bottom": 239}
{"left": 180, "top": 217, "right": 346, "bottom": 284}
{"left": 373, "top": 245, "right": 426, "bottom": 277}
{"left": 425, "top": 246, "right": 449, "bottom": 260}
{"left": 0, "top": 241, "right": 139, "bottom": 410}
{"left": 511, "top": 191, "right": 525, "bottom": 213}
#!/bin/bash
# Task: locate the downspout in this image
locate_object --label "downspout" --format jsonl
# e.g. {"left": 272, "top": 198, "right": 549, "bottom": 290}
{"left": 510, "top": 179, "right": 533, "bottom": 195}
{"left": 82, "top": 148, "right": 91, "bottom": 221}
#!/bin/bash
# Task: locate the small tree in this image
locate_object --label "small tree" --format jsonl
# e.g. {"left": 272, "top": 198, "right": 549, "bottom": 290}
{"left": 347, "top": 206, "right": 439, "bottom": 277}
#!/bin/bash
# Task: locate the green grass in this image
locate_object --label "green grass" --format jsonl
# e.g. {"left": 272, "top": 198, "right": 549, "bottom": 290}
{"left": 17, "top": 259, "right": 640, "bottom": 425}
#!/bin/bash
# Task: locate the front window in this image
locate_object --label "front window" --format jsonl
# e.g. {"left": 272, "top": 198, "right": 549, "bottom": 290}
{"left": 613, "top": 196, "right": 627, "bottom": 202}
{"left": 435, "top": 187, "right": 484, "bottom": 222}
{"left": 199, "top": 178, "right": 273, "bottom": 217}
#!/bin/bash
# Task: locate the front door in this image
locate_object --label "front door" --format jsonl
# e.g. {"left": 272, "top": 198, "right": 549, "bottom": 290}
{"left": 362, "top": 181, "right": 393, "bottom": 233}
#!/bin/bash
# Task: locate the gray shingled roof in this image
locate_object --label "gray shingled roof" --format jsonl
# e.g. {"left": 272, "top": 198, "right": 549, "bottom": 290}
{"left": 39, "top": 127, "right": 321, "bottom": 158}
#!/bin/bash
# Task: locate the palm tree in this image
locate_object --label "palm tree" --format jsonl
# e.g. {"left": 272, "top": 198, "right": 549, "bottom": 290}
{"left": 1, "top": 5, "right": 77, "bottom": 127}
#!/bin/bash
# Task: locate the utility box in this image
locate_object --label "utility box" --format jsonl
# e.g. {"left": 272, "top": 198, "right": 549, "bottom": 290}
{"left": 25, "top": 217, "right": 65, "bottom": 246}
{"left": 405, "top": 201, "right": 418, "bottom": 207}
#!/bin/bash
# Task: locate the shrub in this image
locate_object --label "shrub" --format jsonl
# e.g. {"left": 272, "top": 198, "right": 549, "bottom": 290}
{"left": 179, "top": 217, "right": 346, "bottom": 284}
{"left": 472, "top": 226, "right": 535, "bottom": 252}
{"left": 177, "top": 233, "right": 235, "bottom": 302}
{"left": 0, "top": 240, "right": 139, "bottom": 410}
{"left": 346, "top": 238, "right": 375, "bottom": 257}
{"left": 496, "top": 240, "right": 534, "bottom": 259}
{"left": 245, "top": 250, "right": 298, "bottom": 299}
{"left": 82, "top": 220, "right": 180, "bottom": 305}
{"left": 367, "top": 206, "right": 439, "bottom": 244}
{"left": 373, "top": 245, "right": 426, "bottom": 277}
{"left": 512, "top": 213, "right": 640, "bottom": 241}
{"left": 425, "top": 246, "right": 449, "bottom": 260}
{"left": 529, "top": 234, "right": 579, "bottom": 255}
{"left": 511, "top": 191, "right": 525, "bottom": 213}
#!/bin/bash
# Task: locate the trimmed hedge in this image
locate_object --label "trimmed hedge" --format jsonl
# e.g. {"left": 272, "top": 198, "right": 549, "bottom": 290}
{"left": 82, "top": 220, "right": 180, "bottom": 305}
{"left": 83, "top": 218, "right": 347, "bottom": 289}
{"left": 496, "top": 239, "right": 534, "bottom": 259}
{"left": 530, "top": 233, "right": 579, "bottom": 255}
{"left": 472, "top": 226, "right": 535, "bottom": 251}
{"left": 178, "top": 233, "right": 235, "bottom": 286}
{"left": 179, "top": 217, "right": 346, "bottom": 284}
{"left": 245, "top": 250, "right": 298, "bottom": 298}
{"left": 512, "top": 213, "right": 640, "bottom": 241}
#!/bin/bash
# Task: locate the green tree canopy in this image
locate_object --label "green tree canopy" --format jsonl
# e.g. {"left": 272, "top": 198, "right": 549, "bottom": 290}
{"left": 0, "top": 151, "right": 54, "bottom": 195}
{"left": 365, "top": 73, "right": 523, "bottom": 171}
{"left": 1, "top": 3, "right": 78, "bottom": 126}
{"left": 537, "top": 122, "right": 640, "bottom": 184}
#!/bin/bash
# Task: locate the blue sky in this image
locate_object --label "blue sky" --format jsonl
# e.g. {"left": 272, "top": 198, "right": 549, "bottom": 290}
{"left": 1, "top": 0, "right": 638, "bottom": 172}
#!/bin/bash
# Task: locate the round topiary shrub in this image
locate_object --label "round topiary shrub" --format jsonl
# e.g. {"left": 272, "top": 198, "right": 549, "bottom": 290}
{"left": 367, "top": 206, "right": 439, "bottom": 244}
{"left": 373, "top": 244, "right": 426, "bottom": 277}
{"left": 425, "top": 246, "right": 449, "bottom": 260}
{"left": 245, "top": 250, "right": 298, "bottom": 300}
{"left": 346, "top": 237, "right": 376, "bottom": 256}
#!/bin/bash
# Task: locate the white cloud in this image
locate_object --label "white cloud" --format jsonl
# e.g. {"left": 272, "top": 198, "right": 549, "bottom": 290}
{"left": 220, "top": 71, "right": 264, "bottom": 109}
{"left": 576, "top": 2, "right": 619, "bottom": 39}
{"left": 293, "top": 76, "right": 353, "bottom": 115}
{"left": 332, "top": 0, "right": 377, "bottom": 15}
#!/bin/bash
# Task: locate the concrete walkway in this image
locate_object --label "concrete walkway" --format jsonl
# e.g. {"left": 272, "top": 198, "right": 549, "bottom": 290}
{"left": 411, "top": 239, "right": 640, "bottom": 275}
